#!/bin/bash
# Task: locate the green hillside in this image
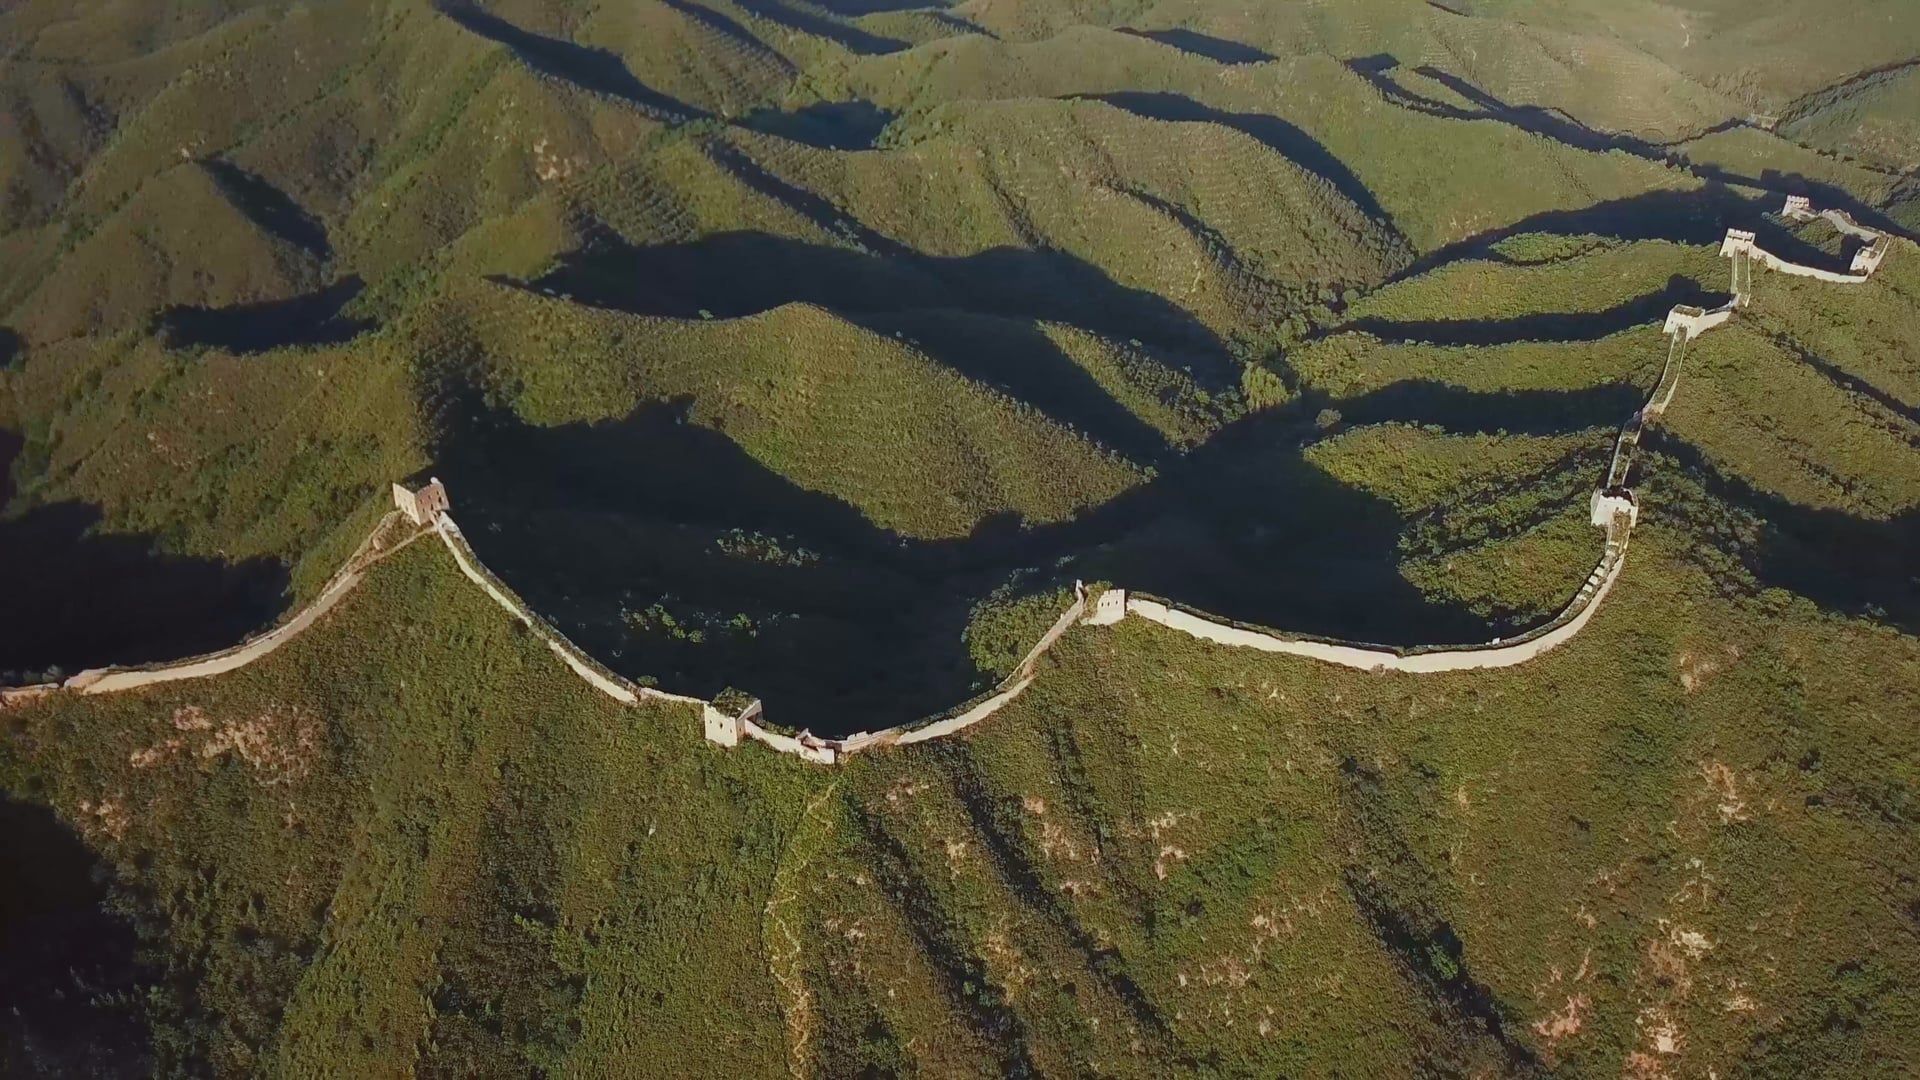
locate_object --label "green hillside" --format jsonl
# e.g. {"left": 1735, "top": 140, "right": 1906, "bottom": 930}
{"left": 2, "top": 0, "right": 1918, "bottom": 1076}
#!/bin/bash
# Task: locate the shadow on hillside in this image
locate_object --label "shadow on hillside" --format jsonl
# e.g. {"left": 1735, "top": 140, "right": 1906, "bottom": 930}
{"left": 657, "top": 0, "right": 793, "bottom": 73}
{"left": 0, "top": 433, "right": 288, "bottom": 679}
{"left": 435, "top": 1, "right": 699, "bottom": 117}
{"left": 804, "top": 0, "right": 947, "bottom": 16}
{"left": 1352, "top": 55, "right": 1916, "bottom": 242}
{"left": 200, "top": 158, "right": 331, "bottom": 256}
{"left": 0, "top": 501, "right": 288, "bottom": 679}
{"left": 1770, "top": 335, "right": 1920, "bottom": 427}
{"left": 430, "top": 395, "right": 992, "bottom": 728}
{"left": 520, "top": 229, "right": 1224, "bottom": 351}
{"left": 1344, "top": 275, "right": 1721, "bottom": 346}
{"left": 1347, "top": 54, "right": 1463, "bottom": 118}
{"left": 1091, "top": 91, "right": 1402, "bottom": 237}
{"left": 726, "top": 0, "right": 907, "bottom": 54}
{"left": 1653, "top": 438, "right": 1920, "bottom": 634}
{"left": 508, "top": 230, "right": 1231, "bottom": 457}
{"left": 1688, "top": 164, "right": 1915, "bottom": 240}
{"left": 698, "top": 142, "right": 906, "bottom": 254}
{"left": 1410, "top": 63, "right": 1628, "bottom": 153}
{"left": 156, "top": 276, "right": 373, "bottom": 353}
{"left": 1402, "top": 62, "right": 1917, "bottom": 239}
{"left": 1397, "top": 185, "right": 1840, "bottom": 282}
{"left": 852, "top": 308, "right": 1197, "bottom": 460}
{"left": 0, "top": 794, "right": 151, "bottom": 1077}
{"left": 1116, "top": 28, "right": 1274, "bottom": 64}
{"left": 429, "top": 375, "right": 1645, "bottom": 732}
{"left": 738, "top": 100, "right": 895, "bottom": 149}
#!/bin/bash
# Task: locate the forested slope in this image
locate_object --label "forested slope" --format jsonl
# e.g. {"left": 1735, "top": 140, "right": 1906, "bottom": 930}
{"left": 2, "top": 0, "right": 1918, "bottom": 1075}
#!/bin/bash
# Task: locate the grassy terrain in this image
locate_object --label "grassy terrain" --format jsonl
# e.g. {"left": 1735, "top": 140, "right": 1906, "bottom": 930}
{"left": 1, "top": 0, "right": 1918, "bottom": 1075}
{"left": 4, "top": 472, "right": 1915, "bottom": 1076}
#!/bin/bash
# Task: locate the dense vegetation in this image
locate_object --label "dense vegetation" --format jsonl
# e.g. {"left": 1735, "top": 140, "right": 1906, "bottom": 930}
{"left": 2, "top": 0, "right": 1917, "bottom": 1075}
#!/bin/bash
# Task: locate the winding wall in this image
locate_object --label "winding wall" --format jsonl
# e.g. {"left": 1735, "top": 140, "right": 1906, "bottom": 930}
{"left": 1, "top": 198, "right": 1892, "bottom": 764}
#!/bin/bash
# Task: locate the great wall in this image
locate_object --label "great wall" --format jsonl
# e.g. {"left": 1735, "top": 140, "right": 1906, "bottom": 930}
{"left": 0, "top": 197, "right": 1895, "bottom": 764}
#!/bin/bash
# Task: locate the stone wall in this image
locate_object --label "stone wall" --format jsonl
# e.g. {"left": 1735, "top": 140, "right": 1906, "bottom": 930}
{"left": 4, "top": 200, "right": 1891, "bottom": 763}
{"left": 1, "top": 512, "right": 421, "bottom": 704}
{"left": 1721, "top": 197, "right": 1895, "bottom": 285}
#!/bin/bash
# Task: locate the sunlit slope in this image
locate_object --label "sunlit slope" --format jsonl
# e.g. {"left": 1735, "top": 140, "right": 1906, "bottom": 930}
{"left": 1778, "top": 63, "right": 1920, "bottom": 173}
{"left": 0, "top": 328, "right": 427, "bottom": 595}
{"left": 1411, "top": 0, "right": 1920, "bottom": 109}
{"left": 9, "top": 162, "right": 325, "bottom": 341}
{"left": 0, "top": 540, "right": 821, "bottom": 1077}
{"left": 846, "top": 33, "right": 1698, "bottom": 253}
{"left": 431, "top": 284, "right": 1146, "bottom": 538}
{"left": 783, "top": 527, "right": 1920, "bottom": 1076}
{"left": 7, "top": 436, "right": 1915, "bottom": 1075}
{"left": 1661, "top": 246, "right": 1920, "bottom": 518}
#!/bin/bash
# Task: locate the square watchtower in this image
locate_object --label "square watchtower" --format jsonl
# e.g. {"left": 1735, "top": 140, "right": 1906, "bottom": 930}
{"left": 393, "top": 478, "right": 450, "bottom": 526}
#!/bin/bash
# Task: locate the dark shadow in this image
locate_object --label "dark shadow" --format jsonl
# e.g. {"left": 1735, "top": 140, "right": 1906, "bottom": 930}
{"left": 1396, "top": 185, "right": 1760, "bottom": 281}
{"left": 516, "top": 228, "right": 1226, "bottom": 353}
{"left": 854, "top": 307, "right": 1205, "bottom": 461}
{"left": 0, "top": 432, "right": 288, "bottom": 679}
{"left": 725, "top": 0, "right": 907, "bottom": 55}
{"left": 431, "top": 373, "right": 1645, "bottom": 733}
{"left": 431, "top": 394, "right": 996, "bottom": 731}
{"left": 737, "top": 100, "right": 895, "bottom": 149}
{"left": 1653, "top": 437, "right": 1920, "bottom": 634}
{"left": 1093, "top": 91, "right": 1404, "bottom": 240}
{"left": 699, "top": 142, "right": 906, "bottom": 255}
{"left": 1687, "top": 166, "right": 1915, "bottom": 240}
{"left": 1413, "top": 65, "right": 1623, "bottom": 152}
{"left": 1115, "top": 27, "right": 1274, "bottom": 64}
{"left": 0, "top": 325, "right": 20, "bottom": 371}
{"left": 154, "top": 276, "right": 372, "bottom": 353}
{"left": 657, "top": 0, "right": 795, "bottom": 75}
{"left": 1747, "top": 214, "right": 1871, "bottom": 275}
{"left": 1765, "top": 332, "right": 1920, "bottom": 428}
{"left": 0, "top": 794, "right": 151, "bottom": 1077}
{"left": 434, "top": 1, "right": 699, "bottom": 117}
{"left": 1065, "top": 384, "right": 1636, "bottom": 648}
{"left": 199, "top": 159, "right": 330, "bottom": 256}
{"left": 507, "top": 228, "right": 1232, "bottom": 457}
{"left": 1333, "top": 380, "right": 1645, "bottom": 435}
{"left": 0, "top": 428, "right": 15, "bottom": 506}
{"left": 803, "top": 0, "right": 947, "bottom": 15}
{"left": 1346, "top": 54, "right": 1463, "bottom": 118}
{"left": 1345, "top": 275, "right": 1721, "bottom": 346}
{"left": 1353, "top": 55, "right": 1917, "bottom": 242}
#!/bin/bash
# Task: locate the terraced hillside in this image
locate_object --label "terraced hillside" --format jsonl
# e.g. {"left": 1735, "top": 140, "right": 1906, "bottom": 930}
{"left": 2, "top": 0, "right": 1919, "bottom": 1076}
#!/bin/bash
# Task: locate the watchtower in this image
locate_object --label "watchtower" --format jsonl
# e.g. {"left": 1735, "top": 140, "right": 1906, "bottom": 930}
{"left": 393, "top": 478, "right": 450, "bottom": 526}
{"left": 1589, "top": 488, "right": 1638, "bottom": 529}
{"left": 702, "top": 696, "right": 763, "bottom": 748}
